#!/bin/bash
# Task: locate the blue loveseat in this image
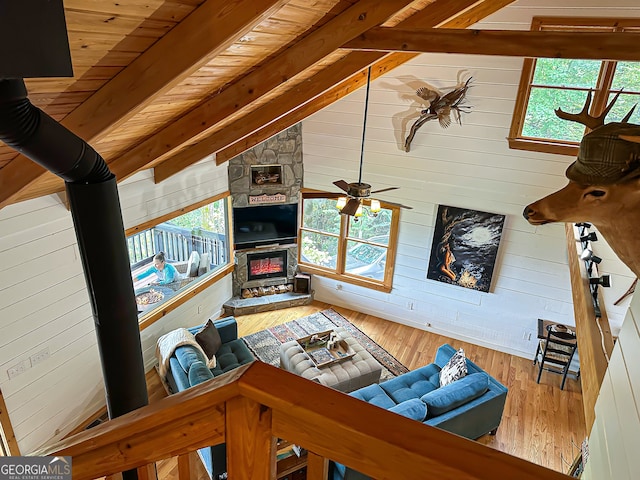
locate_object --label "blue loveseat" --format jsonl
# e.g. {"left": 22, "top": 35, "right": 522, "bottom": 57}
{"left": 330, "top": 343, "right": 508, "bottom": 480}
{"left": 164, "top": 316, "right": 255, "bottom": 480}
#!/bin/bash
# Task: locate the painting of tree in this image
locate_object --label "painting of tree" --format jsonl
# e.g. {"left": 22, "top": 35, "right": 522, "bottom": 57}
{"left": 427, "top": 205, "right": 505, "bottom": 292}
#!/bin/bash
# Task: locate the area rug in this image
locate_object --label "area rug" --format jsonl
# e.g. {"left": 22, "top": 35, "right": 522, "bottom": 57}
{"left": 242, "top": 309, "right": 409, "bottom": 382}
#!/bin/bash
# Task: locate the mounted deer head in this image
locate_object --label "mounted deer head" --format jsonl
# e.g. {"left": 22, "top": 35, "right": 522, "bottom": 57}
{"left": 523, "top": 91, "right": 640, "bottom": 276}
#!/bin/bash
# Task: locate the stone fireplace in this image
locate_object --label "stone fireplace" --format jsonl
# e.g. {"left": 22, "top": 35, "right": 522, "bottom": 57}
{"left": 232, "top": 245, "right": 298, "bottom": 297}
{"left": 246, "top": 249, "right": 287, "bottom": 281}
{"left": 222, "top": 124, "right": 313, "bottom": 316}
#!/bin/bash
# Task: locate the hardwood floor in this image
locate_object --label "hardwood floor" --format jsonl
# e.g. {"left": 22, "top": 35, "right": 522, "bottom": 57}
{"left": 149, "top": 300, "right": 586, "bottom": 477}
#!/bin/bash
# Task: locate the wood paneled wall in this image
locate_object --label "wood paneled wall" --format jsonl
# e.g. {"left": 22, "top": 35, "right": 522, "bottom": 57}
{"left": 0, "top": 156, "right": 232, "bottom": 453}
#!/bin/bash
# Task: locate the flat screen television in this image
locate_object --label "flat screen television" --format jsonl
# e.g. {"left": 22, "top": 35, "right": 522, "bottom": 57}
{"left": 233, "top": 203, "right": 298, "bottom": 250}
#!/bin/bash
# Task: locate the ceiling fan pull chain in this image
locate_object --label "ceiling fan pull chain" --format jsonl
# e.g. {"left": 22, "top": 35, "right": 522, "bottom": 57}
{"left": 359, "top": 66, "right": 372, "bottom": 185}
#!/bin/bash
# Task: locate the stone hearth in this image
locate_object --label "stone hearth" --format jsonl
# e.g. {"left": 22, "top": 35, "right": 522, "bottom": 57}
{"left": 222, "top": 291, "right": 313, "bottom": 316}
{"left": 224, "top": 243, "right": 314, "bottom": 316}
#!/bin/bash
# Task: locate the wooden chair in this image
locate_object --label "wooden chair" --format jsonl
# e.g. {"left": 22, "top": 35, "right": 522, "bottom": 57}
{"left": 533, "top": 324, "right": 578, "bottom": 390}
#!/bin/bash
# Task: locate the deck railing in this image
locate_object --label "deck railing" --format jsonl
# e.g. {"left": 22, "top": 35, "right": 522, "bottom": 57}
{"left": 38, "top": 362, "right": 571, "bottom": 480}
{"left": 127, "top": 223, "right": 228, "bottom": 266}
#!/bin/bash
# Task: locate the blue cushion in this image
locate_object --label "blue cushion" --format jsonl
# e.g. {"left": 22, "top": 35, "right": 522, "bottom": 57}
{"left": 174, "top": 345, "right": 207, "bottom": 373}
{"left": 428, "top": 372, "right": 441, "bottom": 388}
{"left": 389, "top": 399, "right": 428, "bottom": 422}
{"left": 380, "top": 363, "right": 440, "bottom": 403}
{"left": 435, "top": 343, "right": 457, "bottom": 368}
{"left": 168, "top": 356, "right": 190, "bottom": 392}
{"left": 210, "top": 339, "right": 254, "bottom": 376}
{"left": 188, "top": 360, "right": 214, "bottom": 386}
{"left": 421, "top": 372, "right": 489, "bottom": 417}
{"left": 350, "top": 383, "right": 395, "bottom": 409}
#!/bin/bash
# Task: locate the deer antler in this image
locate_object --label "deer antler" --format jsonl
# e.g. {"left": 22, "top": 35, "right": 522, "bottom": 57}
{"left": 555, "top": 90, "right": 622, "bottom": 130}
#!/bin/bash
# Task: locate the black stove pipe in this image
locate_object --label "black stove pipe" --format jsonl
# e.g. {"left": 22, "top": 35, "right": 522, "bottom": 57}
{"left": 0, "top": 78, "right": 148, "bottom": 439}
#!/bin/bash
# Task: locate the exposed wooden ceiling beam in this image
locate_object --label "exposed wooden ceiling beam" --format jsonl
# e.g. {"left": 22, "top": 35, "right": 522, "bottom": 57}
{"left": 153, "top": 50, "right": 401, "bottom": 182}
{"left": 0, "top": 0, "right": 288, "bottom": 208}
{"left": 343, "top": 27, "right": 640, "bottom": 60}
{"left": 155, "top": 0, "right": 517, "bottom": 173}
{"left": 106, "top": 0, "right": 418, "bottom": 182}
{"left": 213, "top": 54, "right": 414, "bottom": 166}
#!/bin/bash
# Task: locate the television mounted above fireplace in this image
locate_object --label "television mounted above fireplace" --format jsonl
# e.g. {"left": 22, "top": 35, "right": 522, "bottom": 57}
{"left": 246, "top": 250, "right": 288, "bottom": 281}
{"left": 233, "top": 203, "right": 298, "bottom": 250}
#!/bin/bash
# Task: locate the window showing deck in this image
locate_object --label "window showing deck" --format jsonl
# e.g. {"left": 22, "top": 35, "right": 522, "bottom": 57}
{"left": 126, "top": 194, "right": 232, "bottom": 326}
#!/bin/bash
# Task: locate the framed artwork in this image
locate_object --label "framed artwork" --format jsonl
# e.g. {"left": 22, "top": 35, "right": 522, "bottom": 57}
{"left": 427, "top": 205, "right": 505, "bottom": 292}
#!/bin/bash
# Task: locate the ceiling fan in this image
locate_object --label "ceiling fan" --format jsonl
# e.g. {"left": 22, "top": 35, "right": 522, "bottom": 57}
{"left": 315, "top": 67, "right": 412, "bottom": 218}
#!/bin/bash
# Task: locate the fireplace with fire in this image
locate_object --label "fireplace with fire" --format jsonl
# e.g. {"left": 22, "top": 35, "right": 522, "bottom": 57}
{"left": 246, "top": 250, "right": 287, "bottom": 281}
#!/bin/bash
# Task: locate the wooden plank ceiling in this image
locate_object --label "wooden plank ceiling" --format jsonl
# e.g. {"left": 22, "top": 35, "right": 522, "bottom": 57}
{"left": 1, "top": 0, "right": 638, "bottom": 208}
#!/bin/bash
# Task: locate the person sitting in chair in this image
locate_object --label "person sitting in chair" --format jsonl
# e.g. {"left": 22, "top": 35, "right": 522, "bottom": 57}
{"left": 134, "top": 252, "right": 179, "bottom": 285}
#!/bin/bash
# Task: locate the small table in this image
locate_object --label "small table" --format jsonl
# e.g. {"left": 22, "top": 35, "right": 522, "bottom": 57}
{"left": 297, "top": 330, "right": 355, "bottom": 367}
{"left": 279, "top": 326, "right": 382, "bottom": 393}
{"left": 537, "top": 319, "right": 577, "bottom": 343}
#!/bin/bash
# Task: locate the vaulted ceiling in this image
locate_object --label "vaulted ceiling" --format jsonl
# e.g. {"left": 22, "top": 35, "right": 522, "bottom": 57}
{"left": 1, "top": 0, "right": 637, "bottom": 209}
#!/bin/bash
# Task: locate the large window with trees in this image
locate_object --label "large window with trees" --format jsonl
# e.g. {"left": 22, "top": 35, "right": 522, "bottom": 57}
{"left": 298, "top": 196, "right": 400, "bottom": 292}
{"left": 509, "top": 18, "right": 640, "bottom": 156}
{"left": 127, "top": 193, "right": 233, "bottom": 329}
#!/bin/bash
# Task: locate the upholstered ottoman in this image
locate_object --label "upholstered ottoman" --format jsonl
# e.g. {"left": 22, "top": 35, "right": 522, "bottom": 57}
{"left": 279, "top": 326, "right": 382, "bottom": 392}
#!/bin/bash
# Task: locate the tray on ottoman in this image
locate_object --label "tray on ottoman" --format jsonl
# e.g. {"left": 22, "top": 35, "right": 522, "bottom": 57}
{"left": 297, "top": 330, "right": 355, "bottom": 367}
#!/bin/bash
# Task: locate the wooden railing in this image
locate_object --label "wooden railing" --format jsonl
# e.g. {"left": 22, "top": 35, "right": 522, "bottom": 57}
{"left": 564, "top": 223, "right": 614, "bottom": 433}
{"left": 38, "top": 362, "right": 571, "bottom": 480}
{"left": 127, "top": 224, "right": 228, "bottom": 266}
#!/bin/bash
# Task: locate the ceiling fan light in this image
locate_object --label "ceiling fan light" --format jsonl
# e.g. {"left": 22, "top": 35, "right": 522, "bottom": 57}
{"left": 370, "top": 199, "right": 381, "bottom": 214}
{"left": 336, "top": 197, "right": 347, "bottom": 210}
{"left": 355, "top": 204, "right": 363, "bottom": 217}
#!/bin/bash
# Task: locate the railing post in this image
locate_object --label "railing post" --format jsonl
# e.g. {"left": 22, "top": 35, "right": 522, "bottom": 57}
{"left": 307, "top": 451, "right": 329, "bottom": 480}
{"left": 177, "top": 452, "right": 203, "bottom": 480}
{"left": 226, "top": 396, "right": 275, "bottom": 480}
{"left": 136, "top": 464, "right": 157, "bottom": 480}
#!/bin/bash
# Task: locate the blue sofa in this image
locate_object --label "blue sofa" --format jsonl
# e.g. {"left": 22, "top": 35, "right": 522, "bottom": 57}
{"left": 330, "top": 343, "right": 508, "bottom": 480}
{"left": 164, "top": 316, "right": 255, "bottom": 480}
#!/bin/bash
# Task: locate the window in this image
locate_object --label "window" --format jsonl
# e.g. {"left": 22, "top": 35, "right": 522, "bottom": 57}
{"left": 509, "top": 18, "right": 640, "bottom": 156}
{"left": 127, "top": 193, "right": 233, "bottom": 329}
{"left": 298, "top": 195, "right": 400, "bottom": 292}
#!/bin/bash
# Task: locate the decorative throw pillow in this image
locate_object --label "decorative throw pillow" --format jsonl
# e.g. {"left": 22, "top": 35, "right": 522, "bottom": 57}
{"left": 195, "top": 319, "right": 222, "bottom": 361}
{"left": 439, "top": 348, "right": 467, "bottom": 387}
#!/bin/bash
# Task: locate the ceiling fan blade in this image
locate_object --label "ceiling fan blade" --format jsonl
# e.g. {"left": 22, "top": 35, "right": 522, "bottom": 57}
{"left": 333, "top": 180, "right": 350, "bottom": 192}
{"left": 340, "top": 198, "right": 361, "bottom": 216}
{"left": 370, "top": 186, "right": 399, "bottom": 194}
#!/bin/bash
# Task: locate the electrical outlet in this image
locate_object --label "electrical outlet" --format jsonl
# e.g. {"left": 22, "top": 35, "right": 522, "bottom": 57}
{"left": 407, "top": 301, "right": 415, "bottom": 310}
{"left": 197, "top": 305, "right": 203, "bottom": 314}
{"left": 336, "top": 284, "right": 343, "bottom": 291}
{"left": 7, "top": 359, "right": 30, "bottom": 379}
{"left": 30, "top": 347, "right": 50, "bottom": 366}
